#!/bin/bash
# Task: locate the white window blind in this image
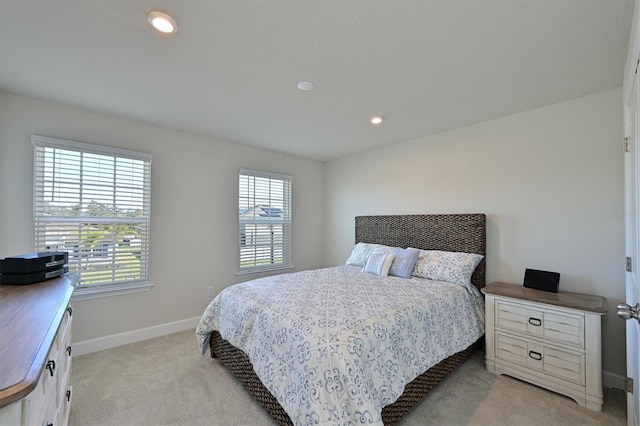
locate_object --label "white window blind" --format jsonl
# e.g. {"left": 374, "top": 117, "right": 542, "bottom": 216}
{"left": 32, "top": 135, "right": 152, "bottom": 292}
{"left": 239, "top": 168, "right": 292, "bottom": 274}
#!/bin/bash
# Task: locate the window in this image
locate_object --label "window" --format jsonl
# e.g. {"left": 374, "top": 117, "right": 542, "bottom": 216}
{"left": 238, "top": 168, "right": 292, "bottom": 274}
{"left": 32, "top": 135, "right": 152, "bottom": 297}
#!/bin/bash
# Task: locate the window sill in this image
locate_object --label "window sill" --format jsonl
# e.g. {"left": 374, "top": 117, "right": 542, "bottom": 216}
{"left": 237, "top": 265, "right": 294, "bottom": 278}
{"left": 72, "top": 281, "right": 153, "bottom": 301}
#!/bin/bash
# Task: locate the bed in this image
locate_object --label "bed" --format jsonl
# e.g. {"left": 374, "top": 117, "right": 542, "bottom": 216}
{"left": 196, "top": 213, "right": 486, "bottom": 425}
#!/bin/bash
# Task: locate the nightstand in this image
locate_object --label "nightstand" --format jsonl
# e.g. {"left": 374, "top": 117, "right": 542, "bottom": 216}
{"left": 482, "top": 282, "right": 607, "bottom": 411}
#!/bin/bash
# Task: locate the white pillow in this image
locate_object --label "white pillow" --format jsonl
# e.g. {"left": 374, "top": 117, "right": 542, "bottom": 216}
{"left": 388, "top": 247, "right": 421, "bottom": 279}
{"left": 362, "top": 252, "right": 395, "bottom": 277}
{"left": 411, "top": 249, "right": 483, "bottom": 288}
{"left": 345, "top": 242, "right": 393, "bottom": 267}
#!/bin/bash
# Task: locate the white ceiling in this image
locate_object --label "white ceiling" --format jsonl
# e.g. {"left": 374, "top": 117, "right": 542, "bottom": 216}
{"left": 0, "top": 0, "right": 634, "bottom": 161}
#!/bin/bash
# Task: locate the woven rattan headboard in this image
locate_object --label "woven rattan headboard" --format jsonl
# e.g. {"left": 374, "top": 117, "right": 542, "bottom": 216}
{"left": 355, "top": 214, "right": 486, "bottom": 289}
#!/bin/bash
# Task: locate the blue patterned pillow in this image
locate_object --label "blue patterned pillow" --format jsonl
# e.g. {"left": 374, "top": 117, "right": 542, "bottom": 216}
{"left": 345, "top": 242, "right": 393, "bottom": 267}
{"left": 362, "top": 253, "right": 395, "bottom": 277}
{"left": 411, "top": 249, "right": 483, "bottom": 288}
{"left": 388, "top": 247, "right": 420, "bottom": 279}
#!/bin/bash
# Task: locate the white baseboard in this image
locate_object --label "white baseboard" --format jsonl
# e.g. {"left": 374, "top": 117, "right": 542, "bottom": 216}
{"left": 73, "top": 316, "right": 201, "bottom": 356}
{"left": 603, "top": 369, "right": 626, "bottom": 390}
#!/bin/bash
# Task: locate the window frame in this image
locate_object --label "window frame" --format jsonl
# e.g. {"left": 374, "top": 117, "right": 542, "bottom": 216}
{"left": 238, "top": 168, "right": 293, "bottom": 276}
{"left": 32, "top": 135, "right": 153, "bottom": 299}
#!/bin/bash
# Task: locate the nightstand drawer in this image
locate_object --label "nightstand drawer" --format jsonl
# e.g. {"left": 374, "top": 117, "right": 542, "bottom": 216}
{"left": 495, "top": 299, "right": 584, "bottom": 348}
{"left": 495, "top": 332, "right": 585, "bottom": 386}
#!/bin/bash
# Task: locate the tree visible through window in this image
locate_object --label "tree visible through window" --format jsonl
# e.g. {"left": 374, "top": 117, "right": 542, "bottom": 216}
{"left": 239, "top": 169, "right": 292, "bottom": 273}
{"left": 32, "top": 135, "right": 152, "bottom": 293}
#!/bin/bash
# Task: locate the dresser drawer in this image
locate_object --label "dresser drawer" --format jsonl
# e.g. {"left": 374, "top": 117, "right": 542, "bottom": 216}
{"left": 57, "top": 305, "right": 73, "bottom": 349}
{"left": 495, "top": 299, "right": 584, "bottom": 348}
{"left": 495, "top": 332, "right": 585, "bottom": 386}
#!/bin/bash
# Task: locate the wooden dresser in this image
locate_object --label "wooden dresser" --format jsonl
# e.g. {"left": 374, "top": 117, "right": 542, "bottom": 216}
{"left": 0, "top": 272, "right": 77, "bottom": 426}
{"left": 482, "top": 282, "right": 607, "bottom": 411}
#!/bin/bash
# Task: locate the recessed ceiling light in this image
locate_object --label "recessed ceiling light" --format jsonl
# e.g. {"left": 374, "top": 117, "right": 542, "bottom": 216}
{"left": 370, "top": 116, "right": 384, "bottom": 125}
{"left": 297, "top": 81, "right": 314, "bottom": 91}
{"left": 148, "top": 11, "right": 178, "bottom": 34}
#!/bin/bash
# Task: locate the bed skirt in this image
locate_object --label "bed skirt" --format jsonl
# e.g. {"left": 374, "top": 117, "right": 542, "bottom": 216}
{"left": 210, "top": 330, "right": 482, "bottom": 425}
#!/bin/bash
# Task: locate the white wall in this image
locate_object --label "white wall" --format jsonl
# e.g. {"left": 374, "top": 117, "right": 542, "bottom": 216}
{"left": 323, "top": 88, "right": 626, "bottom": 377}
{"left": 0, "top": 91, "right": 324, "bottom": 343}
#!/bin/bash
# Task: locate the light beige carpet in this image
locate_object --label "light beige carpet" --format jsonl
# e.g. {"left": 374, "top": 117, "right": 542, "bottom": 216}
{"left": 69, "top": 329, "right": 626, "bottom": 426}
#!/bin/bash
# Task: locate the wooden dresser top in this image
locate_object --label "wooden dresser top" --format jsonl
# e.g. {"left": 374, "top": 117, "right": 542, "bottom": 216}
{"left": 482, "top": 281, "right": 608, "bottom": 314}
{"left": 0, "top": 273, "right": 77, "bottom": 408}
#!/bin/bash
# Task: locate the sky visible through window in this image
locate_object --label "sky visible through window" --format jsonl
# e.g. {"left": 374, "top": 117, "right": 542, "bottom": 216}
{"left": 42, "top": 148, "right": 146, "bottom": 215}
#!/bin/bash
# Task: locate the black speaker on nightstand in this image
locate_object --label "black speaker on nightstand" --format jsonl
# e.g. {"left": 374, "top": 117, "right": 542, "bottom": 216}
{"left": 523, "top": 268, "right": 560, "bottom": 293}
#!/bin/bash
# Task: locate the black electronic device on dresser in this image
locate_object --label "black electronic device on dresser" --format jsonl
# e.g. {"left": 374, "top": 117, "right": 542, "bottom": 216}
{"left": 0, "top": 252, "right": 68, "bottom": 284}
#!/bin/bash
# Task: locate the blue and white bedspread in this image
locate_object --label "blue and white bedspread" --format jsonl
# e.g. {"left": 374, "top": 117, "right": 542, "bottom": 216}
{"left": 196, "top": 265, "right": 484, "bottom": 426}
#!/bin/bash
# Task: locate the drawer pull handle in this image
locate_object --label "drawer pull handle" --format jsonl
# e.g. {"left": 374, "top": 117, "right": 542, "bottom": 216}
{"left": 528, "top": 317, "right": 542, "bottom": 326}
{"left": 528, "top": 351, "right": 542, "bottom": 361}
{"left": 67, "top": 306, "right": 73, "bottom": 317}
{"left": 66, "top": 389, "right": 72, "bottom": 402}
{"left": 46, "top": 360, "right": 56, "bottom": 376}
{"left": 67, "top": 345, "right": 72, "bottom": 356}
